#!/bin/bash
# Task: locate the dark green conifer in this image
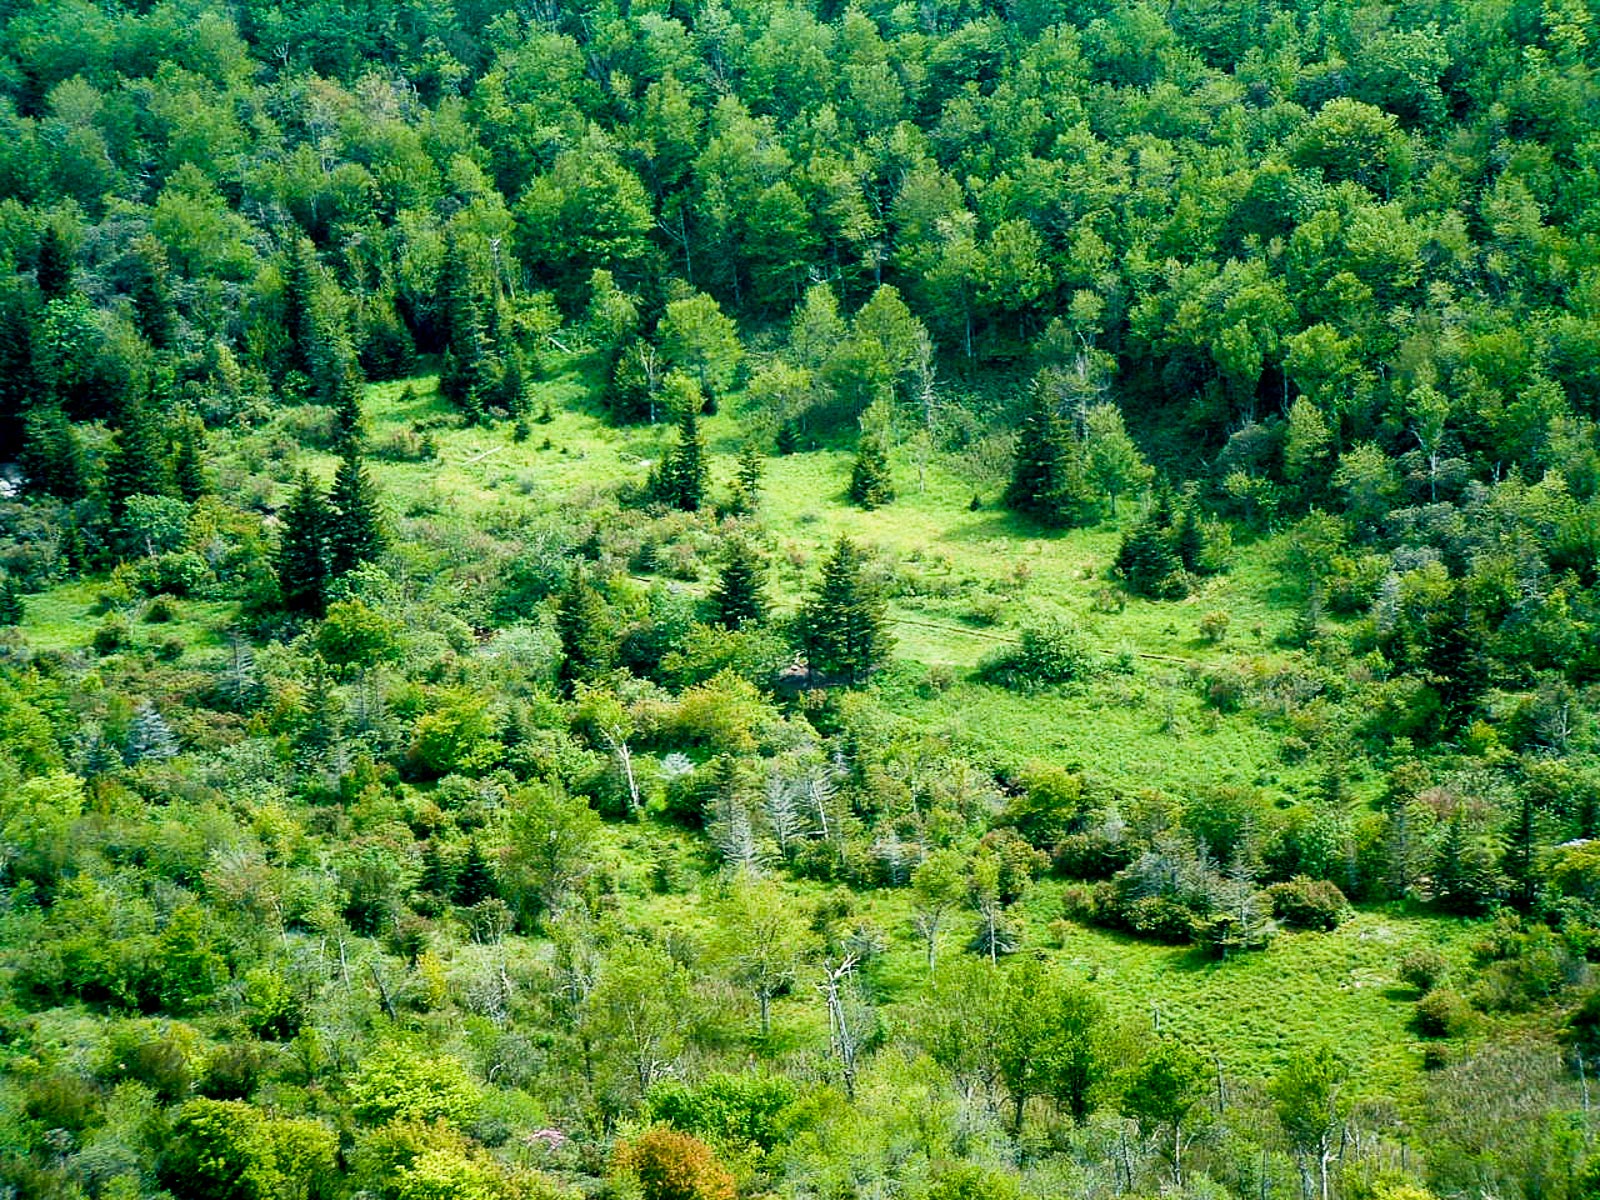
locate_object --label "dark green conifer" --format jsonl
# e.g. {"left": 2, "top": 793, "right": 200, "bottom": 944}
{"left": 420, "top": 840, "right": 453, "bottom": 898}
{"left": 172, "top": 418, "right": 209, "bottom": 502}
{"left": 283, "top": 237, "right": 320, "bottom": 379}
{"left": 0, "top": 572, "right": 24, "bottom": 626}
{"left": 801, "top": 536, "right": 893, "bottom": 685}
{"left": 849, "top": 428, "right": 895, "bottom": 509}
{"left": 711, "top": 539, "right": 768, "bottom": 630}
{"left": 327, "top": 453, "right": 385, "bottom": 576}
{"left": 438, "top": 232, "right": 490, "bottom": 422}
{"left": 104, "top": 388, "right": 169, "bottom": 520}
{"left": 20, "top": 402, "right": 84, "bottom": 499}
{"left": 454, "top": 840, "right": 496, "bottom": 906}
{"left": 1005, "top": 377, "right": 1083, "bottom": 526}
{"left": 276, "top": 471, "right": 332, "bottom": 616}
{"left": 36, "top": 226, "right": 74, "bottom": 300}
{"left": 660, "top": 400, "right": 708, "bottom": 512}
{"left": 128, "top": 236, "right": 175, "bottom": 350}
{"left": 556, "top": 568, "right": 614, "bottom": 691}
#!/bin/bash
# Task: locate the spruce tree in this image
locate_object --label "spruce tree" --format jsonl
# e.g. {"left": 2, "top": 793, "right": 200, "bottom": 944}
{"left": 104, "top": 388, "right": 169, "bottom": 521}
{"left": 659, "top": 394, "right": 708, "bottom": 512}
{"left": 20, "top": 402, "right": 83, "bottom": 499}
{"left": 454, "top": 840, "right": 496, "bottom": 906}
{"left": 849, "top": 428, "right": 895, "bottom": 509}
{"left": 0, "top": 572, "right": 24, "bottom": 626}
{"left": 730, "top": 442, "right": 764, "bottom": 513}
{"left": 276, "top": 471, "right": 332, "bottom": 616}
{"left": 801, "top": 536, "right": 893, "bottom": 685}
{"left": 327, "top": 452, "right": 385, "bottom": 576}
{"left": 172, "top": 418, "right": 209, "bottom": 502}
{"left": 438, "top": 232, "right": 490, "bottom": 422}
{"left": 420, "top": 840, "right": 454, "bottom": 898}
{"left": 711, "top": 539, "right": 768, "bottom": 630}
{"left": 332, "top": 358, "right": 366, "bottom": 449}
{"left": 283, "top": 237, "right": 320, "bottom": 379}
{"left": 556, "top": 568, "right": 615, "bottom": 691}
{"left": 128, "top": 236, "right": 175, "bottom": 350}
{"left": 1005, "top": 377, "right": 1081, "bottom": 525}
{"left": 36, "top": 225, "right": 74, "bottom": 300}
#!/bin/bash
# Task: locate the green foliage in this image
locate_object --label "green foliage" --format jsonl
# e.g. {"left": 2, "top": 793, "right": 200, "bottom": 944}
{"left": 800, "top": 536, "right": 893, "bottom": 685}
{"left": 980, "top": 617, "right": 1096, "bottom": 692}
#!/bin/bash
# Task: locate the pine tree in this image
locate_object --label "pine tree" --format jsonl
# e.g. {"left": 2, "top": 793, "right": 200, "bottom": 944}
{"left": 0, "top": 573, "right": 24, "bottom": 625}
{"left": 298, "top": 656, "right": 341, "bottom": 758}
{"left": 1005, "top": 377, "right": 1082, "bottom": 525}
{"left": 1116, "top": 491, "right": 1186, "bottom": 599}
{"left": 36, "top": 225, "right": 74, "bottom": 300}
{"left": 454, "top": 840, "right": 496, "bottom": 906}
{"left": 276, "top": 471, "right": 332, "bottom": 616}
{"left": 711, "top": 539, "right": 768, "bottom": 630}
{"left": 556, "top": 568, "right": 615, "bottom": 691}
{"left": 172, "top": 418, "right": 209, "bottom": 502}
{"left": 802, "top": 536, "right": 893, "bottom": 685}
{"left": 327, "top": 452, "right": 385, "bottom": 576}
{"left": 849, "top": 428, "right": 895, "bottom": 509}
{"left": 20, "top": 402, "right": 83, "bottom": 499}
{"left": 332, "top": 358, "right": 366, "bottom": 449}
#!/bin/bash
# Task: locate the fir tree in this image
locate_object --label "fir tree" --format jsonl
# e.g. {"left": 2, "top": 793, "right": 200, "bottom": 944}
{"left": 1005, "top": 377, "right": 1083, "bottom": 526}
{"left": 20, "top": 402, "right": 83, "bottom": 499}
{"left": 172, "top": 418, "right": 209, "bottom": 502}
{"left": 730, "top": 442, "right": 764, "bottom": 513}
{"left": 0, "top": 572, "right": 24, "bottom": 626}
{"left": 801, "top": 536, "right": 893, "bottom": 685}
{"left": 298, "top": 656, "right": 341, "bottom": 759}
{"left": 658, "top": 393, "right": 708, "bottom": 512}
{"left": 283, "top": 237, "right": 320, "bottom": 379}
{"left": 438, "top": 232, "right": 490, "bottom": 422}
{"left": 124, "top": 702, "right": 179, "bottom": 764}
{"left": 128, "top": 236, "right": 175, "bottom": 350}
{"left": 333, "top": 358, "right": 366, "bottom": 449}
{"left": 36, "top": 225, "right": 74, "bottom": 300}
{"left": 556, "top": 568, "right": 615, "bottom": 691}
{"left": 849, "top": 428, "right": 895, "bottom": 509}
{"left": 454, "top": 840, "right": 496, "bottom": 906}
{"left": 276, "top": 471, "right": 332, "bottom": 616}
{"left": 775, "top": 420, "right": 799, "bottom": 455}
{"left": 420, "top": 840, "right": 454, "bottom": 898}
{"left": 1116, "top": 490, "right": 1186, "bottom": 598}
{"left": 327, "top": 452, "right": 385, "bottom": 576}
{"left": 711, "top": 539, "right": 768, "bottom": 630}
{"left": 104, "top": 388, "right": 170, "bottom": 522}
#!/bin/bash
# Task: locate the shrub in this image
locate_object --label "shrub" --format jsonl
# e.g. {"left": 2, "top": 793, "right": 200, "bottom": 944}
{"left": 979, "top": 617, "right": 1096, "bottom": 691}
{"left": 613, "top": 1127, "right": 735, "bottom": 1200}
{"left": 1265, "top": 876, "right": 1350, "bottom": 930}
{"left": 1198, "top": 610, "right": 1230, "bottom": 642}
{"left": 1397, "top": 948, "right": 1449, "bottom": 993}
{"left": 1414, "top": 988, "right": 1473, "bottom": 1037}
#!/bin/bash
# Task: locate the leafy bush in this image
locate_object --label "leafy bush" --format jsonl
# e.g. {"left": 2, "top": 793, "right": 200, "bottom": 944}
{"left": 979, "top": 617, "right": 1096, "bottom": 691}
{"left": 613, "top": 1127, "right": 735, "bottom": 1200}
{"left": 1397, "top": 948, "right": 1449, "bottom": 993}
{"left": 1414, "top": 988, "right": 1473, "bottom": 1037}
{"left": 1265, "top": 877, "right": 1350, "bottom": 930}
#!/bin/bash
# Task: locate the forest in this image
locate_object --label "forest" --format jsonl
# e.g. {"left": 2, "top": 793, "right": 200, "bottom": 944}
{"left": 2, "top": 0, "right": 1600, "bottom": 1197}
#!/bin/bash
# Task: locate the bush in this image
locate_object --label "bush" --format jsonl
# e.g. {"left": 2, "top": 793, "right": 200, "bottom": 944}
{"left": 613, "top": 1127, "right": 735, "bottom": 1200}
{"left": 979, "top": 617, "right": 1096, "bottom": 691}
{"left": 1397, "top": 948, "right": 1449, "bottom": 993}
{"left": 1414, "top": 988, "right": 1473, "bottom": 1037}
{"left": 1123, "top": 896, "right": 1198, "bottom": 943}
{"left": 1265, "top": 876, "right": 1350, "bottom": 930}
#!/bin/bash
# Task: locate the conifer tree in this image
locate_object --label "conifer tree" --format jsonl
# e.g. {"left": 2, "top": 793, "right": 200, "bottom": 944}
{"left": 0, "top": 572, "right": 24, "bottom": 626}
{"left": 36, "top": 225, "right": 74, "bottom": 300}
{"left": 420, "top": 840, "right": 454, "bottom": 898}
{"left": 801, "top": 536, "right": 893, "bottom": 685}
{"left": 657, "top": 384, "right": 708, "bottom": 512}
{"left": 298, "top": 656, "right": 341, "bottom": 759}
{"left": 1115, "top": 496, "right": 1186, "bottom": 599}
{"left": 849, "top": 427, "right": 895, "bottom": 509}
{"left": 729, "top": 442, "right": 764, "bottom": 513}
{"left": 128, "top": 236, "right": 175, "bottom": 350}
{"left": 276, "top": 471, "right": 332, "bottom": 616}
{"left": 104, "top": 388, "right": 169, "bottom": 521}
{"left": 333, "top": 359, "right": 366, "bottom": 448}
{"left": 711, "top": 539, "right": 768, "bottom": 630}
{"left": 1005, "top": 377, "right": 1083, "bottom": 525}
{"left": 283, "top": 237, "right": 320, "bottom": 379}
{"left": 438, "top": 232, "right": 490, "bottom": 422}
{"left": 172, "top": 418, "right": 209, "bottom": 502}
{"left": 556, "top": 568, "right": 615, "bottom": 691}
{"left": 454, "top": 840, "right": 497, "bottom": 906}
{"left": 20, "top": 402, "right": 84, "bottom": 499}
{"left": 327, "top": 452, "right": 385, "bottom": 576}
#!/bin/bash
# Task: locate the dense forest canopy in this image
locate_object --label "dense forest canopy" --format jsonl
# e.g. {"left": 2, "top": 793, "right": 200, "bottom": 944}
{"left": 4, "top": 0, "right": 1600, "bottom": 1198}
